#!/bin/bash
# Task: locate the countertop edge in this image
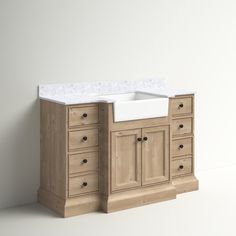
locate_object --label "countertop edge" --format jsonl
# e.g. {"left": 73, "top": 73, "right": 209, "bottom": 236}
{"left": 39, "top": 91, "right": 195, "bottom": 105}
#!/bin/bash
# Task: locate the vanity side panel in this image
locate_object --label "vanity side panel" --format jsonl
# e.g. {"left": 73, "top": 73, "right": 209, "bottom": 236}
{"left": 99, "top": 103, "right": 111, "bottom": 199}
{"left": 39, "top": 100, "right": 67, "bottom": 199}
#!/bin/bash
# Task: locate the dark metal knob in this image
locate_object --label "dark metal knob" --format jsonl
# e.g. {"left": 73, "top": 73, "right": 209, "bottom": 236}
{"left": 82, "top": 182, "right": 88, "bottom": 187}
{"left": 137, "top": 137, "right": 142, "bottom": 142}
{"left": 179, "top": 165, "right": 184, "bottom": 169}
{"left": 179, "top": 144, "right": 184, "bottom": 149}
{"left": 82, "top": 113, "right": 88, "bottom": 118}
{"left": 143, "top": 137, "right": 148, "bottom": 141}
{"left": 179, "top": 124, "right": 184, "bottom": 129}
{"left": 179, "top": 103, "right": 184, "bottom": 108}
{"left": 83, "top": 136, "right": 88, "bottom": 141}
{"left": 82, "top": 159, "right": 88, "bottom": 164}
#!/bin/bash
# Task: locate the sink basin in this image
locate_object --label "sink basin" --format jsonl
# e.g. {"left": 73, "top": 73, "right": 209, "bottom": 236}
{"left": 99, "top": 92, "right": 169, "bottom": 122}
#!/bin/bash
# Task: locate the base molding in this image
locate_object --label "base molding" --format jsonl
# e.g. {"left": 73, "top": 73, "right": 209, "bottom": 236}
{"left": 102, "top": 183, "right": 176, "bottom": 213}
{"left": 38, "top": 188, "right": 101, "bottom": 217}
{"left": 64, "top": 194, "right": 101, "bottom": 217}
{"left": 38, "top": 176, "right": 199, "bottom": 217}
{"left": 172, "top": 175, "right": 199, "bottom": 194}
{"left": 38, "top": 188, "right": 65, "bottom": 216}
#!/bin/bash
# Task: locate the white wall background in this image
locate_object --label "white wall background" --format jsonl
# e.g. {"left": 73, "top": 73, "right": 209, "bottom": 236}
{"left": 1, "top": 0, "right": 236, "bottom": 209}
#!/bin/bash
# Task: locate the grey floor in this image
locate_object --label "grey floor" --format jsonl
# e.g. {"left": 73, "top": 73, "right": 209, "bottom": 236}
{"left": 1, "top": 166, "right": 236, "bottom": 236}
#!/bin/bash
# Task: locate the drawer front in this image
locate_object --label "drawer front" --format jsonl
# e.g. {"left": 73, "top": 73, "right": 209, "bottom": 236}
{"left": 69, "top": 105, "right": 98, "bottom": 127}
{"left": 69, "top": 173, "right": 98, "bottom": 196}
{"left": 172, "top": 137, "right": 192, "bottom": 157}
{"left": 69, "top": 152, "right": 98, "bottom": 174}
{"left": 172, "top": 158, "right": 192, "bottom": 177}
{"left": 69, "top": 128, "right": 98, "bottom": 150}
{"left": 171, "top": 97, "right": 192, "bottom": 116}
{"left": 172, "top": 118, "right": 192, "bottom": 136}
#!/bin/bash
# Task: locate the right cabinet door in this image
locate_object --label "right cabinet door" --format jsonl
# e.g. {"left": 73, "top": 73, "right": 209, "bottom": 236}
{"left": 142, "top": 126, "right": 170, "bottom": 185}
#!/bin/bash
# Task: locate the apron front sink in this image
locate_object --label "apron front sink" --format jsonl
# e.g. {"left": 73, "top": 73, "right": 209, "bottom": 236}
{"left": 99, "top": 92, "right": 169, "bottom": 122}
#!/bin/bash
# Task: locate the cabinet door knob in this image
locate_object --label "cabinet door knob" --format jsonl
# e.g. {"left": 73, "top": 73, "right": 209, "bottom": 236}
{"left": 82, "top": 113, "right": 88, "bottom": 118}
{"left": 179, "top": 124, "right": 184, "bottom": 129}
{"left": 137, "top": 137, "right": 142, "bottom": 142}
{"left": 179, "top": 165, "right": 184, "bottom": 170}
{"left": 82, "top": 159, "right": 88, "bottom": 164}
{"left": 82, "top": 136, "right": 88, "bottom": 141}
{"left": 143, "top": 137, "right": 148, "bottom": 141}
{"left": 179, "top": 103, "right": 184, "bottom": 108}
{"left": 179, "top": 144, "right": 184, "bottom": 149}
{"left": 82, "top": 182, "right": 88, "bottom": 187}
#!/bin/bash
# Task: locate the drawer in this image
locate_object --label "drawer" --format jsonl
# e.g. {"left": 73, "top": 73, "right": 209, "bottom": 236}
{"left": 69, "top": 128, "right": 98, "bottom": 150}
{"left": 69, "top": 173, "right": 99, "bottom": 196}
{"left": 69, "top": 152, "right": 98, "bottom": 174}
{"left": 171, "top": 97, "right": 193, "bottom": 116}
{"left": 172, "top": 157, "right": 192, "bottom": 177}
{"left": 172, "top": 137, "right": 192, "bottom": 157}
{"left": 69, "top": 105, "right": 98, "bottom": 127}
{"left": 172, "top": 118, "right": 192, "bottom": 136}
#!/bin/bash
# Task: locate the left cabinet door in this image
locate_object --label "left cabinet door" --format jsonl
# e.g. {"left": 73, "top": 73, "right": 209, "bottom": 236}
{"left": 111, "top": 129, "right": 142, "bottom": 192}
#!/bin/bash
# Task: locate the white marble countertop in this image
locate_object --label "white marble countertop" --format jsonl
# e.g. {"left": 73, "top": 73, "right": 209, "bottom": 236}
{"left": 38, "top": 79, "right": 194, "bottom": 105}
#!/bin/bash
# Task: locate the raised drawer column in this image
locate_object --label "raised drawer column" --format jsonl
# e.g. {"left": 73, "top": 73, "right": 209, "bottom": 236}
{"left": 169, "top": 95, "right": 199, "bottom": 194}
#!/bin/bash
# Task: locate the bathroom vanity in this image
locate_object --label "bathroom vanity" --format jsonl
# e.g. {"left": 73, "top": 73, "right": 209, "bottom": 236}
{"left": 38, "top": 79, "right": 198, "bottom": 217}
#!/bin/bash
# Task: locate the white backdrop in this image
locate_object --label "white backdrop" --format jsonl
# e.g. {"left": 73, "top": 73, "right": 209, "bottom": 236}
{"left": 1, "top": 0, "right": 236, "bottom": 209}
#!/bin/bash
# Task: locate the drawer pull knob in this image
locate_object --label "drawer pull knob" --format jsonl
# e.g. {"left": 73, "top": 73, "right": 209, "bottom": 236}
{"left": 137, "top": 137, "right": 142, "bottom": 142}
{"left": 179, "top": 124, "right": 184, "bottom": 129}
{"left": 82, "top": 182, "right": 88, "bottom": 187}
{"left": 179, "top": 165, "right": 184, "bottom": 170}
{"left": 82, "top": 159, "right": 88, "bottom": 164}
{"left": 82, "top": 113, "right": 88, "bottom": 118}
{"left": 179, "top": 144, "right": 184, "bottom": 149}
{"left": 143, "top": 137, "right": 148, "bottom": 141}
{"left": 82, "top": 136, "right": 88, "bottom": 141}
{"left": 179, "top": 103, "right": 184, "bottom": 108}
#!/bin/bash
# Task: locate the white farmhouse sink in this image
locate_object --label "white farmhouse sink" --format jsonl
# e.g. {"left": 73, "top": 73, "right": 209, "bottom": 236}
{"left": 99, "top": 92, "right": 169, "bottom": 122}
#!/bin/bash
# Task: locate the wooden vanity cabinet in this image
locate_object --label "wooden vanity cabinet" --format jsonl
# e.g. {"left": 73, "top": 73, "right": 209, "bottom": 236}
{"left": 38, "top": 94, "right": 198, "bottom": 217}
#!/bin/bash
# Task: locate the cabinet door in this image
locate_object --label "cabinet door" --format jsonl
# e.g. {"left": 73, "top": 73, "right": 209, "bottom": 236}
{"left": 111, "top": 129, "right": 142, "bottom": 192}
{"left": 142, "top": 126, "right": 170, "bottom": 185}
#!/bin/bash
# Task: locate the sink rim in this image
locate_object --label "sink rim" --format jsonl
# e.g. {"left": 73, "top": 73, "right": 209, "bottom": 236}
{"left": 98, "top": 91, "right": 168, "bottom": 103}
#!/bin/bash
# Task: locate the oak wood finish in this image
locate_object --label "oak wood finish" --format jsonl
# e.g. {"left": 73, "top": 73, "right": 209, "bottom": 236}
{"left": 38, "top": 188, "right": 101, "bottom": 217}
{"left": 172, "top": 175, "right": 199, "bottom": 194}
{"left": 38, "top": 101, "right": 100, "bottom": 217}
{"left": 69, "top": 173, "right": 99, "bottom": 196}
{"left": 99, "top": 103, "right": 175, "bottom": 212}
{"left": 104, "top": 183, "right": 176, "bottom": 213}
{"left": 171, "top": 97, "right": 193, "bottom": 116}
{"left": 39, "top": 95, "right": 198, "bottom": 217}
{"left": 170, "top": 95, "right": 198, "bottom": 193}
{"left": 98, "top": 103, "right": 111, "bottom": 198}
{"left": 69, "top": 151, "right": 98, "bottom": 174}
{"left": 111, "top": 129, "right": 142, "bottom": 191}
{"left": 68, "top": 128, "right": 99, "bottom": 150}
{"left": 172, "top": 117, "right": 193, "bottom": 136}
{"left": 39, "top": 100, "right": 67, "bottom": 199}
{"left": 171, "top": 157, "right": 192, "bottom": 177}
{"left": 69, "top": 105, "right": 98, "bottom": 127}
{"left": 142, "top": 126, "right": 170, "bottom": 185}
{"left": 171, "top": 137, "right": 193, "bottom": 157}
